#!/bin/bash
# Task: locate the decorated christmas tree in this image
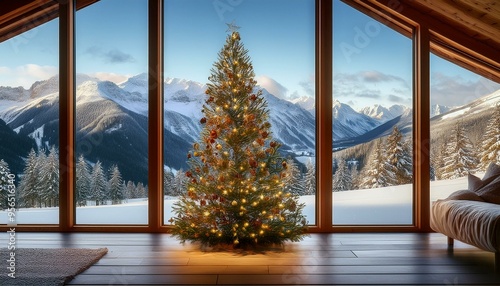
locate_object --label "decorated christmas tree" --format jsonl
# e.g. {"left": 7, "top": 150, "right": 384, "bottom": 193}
{"left": 170, "top": 25, "right": 307, "bottom": 248}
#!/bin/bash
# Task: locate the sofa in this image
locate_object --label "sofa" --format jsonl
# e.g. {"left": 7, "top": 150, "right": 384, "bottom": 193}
{"left": 430, "top": 163, "right": 500, "bottom": 272}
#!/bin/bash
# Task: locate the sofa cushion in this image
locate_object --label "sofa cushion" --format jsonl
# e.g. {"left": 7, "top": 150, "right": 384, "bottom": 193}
{"left": 483, "top": 162, "right": 500, "bottom": 181}
{"left": 476, "top": 175, "right": 500, "bottom": 204}
{"left": 447, "top": 189, "right": 485, "bottom": 202}
{"left": 468, "top": 174, "right": 484, "bottom": 192}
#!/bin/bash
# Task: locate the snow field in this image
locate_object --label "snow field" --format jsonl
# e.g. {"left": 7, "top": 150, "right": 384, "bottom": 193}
{"left": 1, "top": 177, "right": 464, "bottom": 225}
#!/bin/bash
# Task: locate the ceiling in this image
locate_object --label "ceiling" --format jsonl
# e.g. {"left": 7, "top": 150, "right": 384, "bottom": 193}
{"left": 405, "top": 0, "right": 499, "bottom": 50}
{"left": 0, "top": 0, "right": 499, "bottom": 81}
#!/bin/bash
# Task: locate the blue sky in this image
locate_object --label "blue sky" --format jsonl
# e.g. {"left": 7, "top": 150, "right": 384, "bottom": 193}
{"left": 0, "top": 0, "right": 498, "bottom": 110}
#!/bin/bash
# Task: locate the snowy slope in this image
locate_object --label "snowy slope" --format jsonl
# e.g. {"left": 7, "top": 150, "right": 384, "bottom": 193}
{"left": 434, "top": 89, "right": 500, "bottom": 122}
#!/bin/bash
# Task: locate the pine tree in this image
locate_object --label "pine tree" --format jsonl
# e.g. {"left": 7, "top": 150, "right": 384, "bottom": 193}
{"left": 349, "top": 161, "right": 360, "bottom": 189}
{"left": 39, "top": 146, "right": 59, "bottom": 207}
{"left": 135, "top": 182, "right": 146, "bottom": 198}
{"left": 479, "top": 104, "right": 500, "bottom": 170}
{"left": 163, "top": 170, "right": 175, "bottom": 196}
{"left": 0, "top": 159, "right": 14, "bottom": 210}
{"left": 125, "top": 180, "right": 136, "bottom": 199}
{"left": 172, "top": 170, "right": 187, "bottom": 196}
{"left": 385, "top": 127, "right": 412, "bottom": 185}
{"left": 431, "top": 141, "right": 447, "bottom": 180}
{"left": 333, "top": 159, "right": 352, "bottom": 191}
{"left": 304, "top": 160, "right": 316, "bottom": 195}
{"left": 361, "top": 138, "right": 390, "bottom": 188}
{"left": 282, "top": 158, "right": 304, "bottom": 196}
{"left": 19, "top": 149, "right": 40, "bottom": 208}
{"left": 90, "top": 160, "right": 107, "bottom": 205}
{"left": 171, "top": 28, "right": 307, "bottom": 247}
{"left": 440, "top": 122, "right": 478, "bottom": 179}
{"left": 108, "top": 165, "right": 124, "bottom": 205}
{"left": 76, "top": 155, "right": 91, "bottom": 207}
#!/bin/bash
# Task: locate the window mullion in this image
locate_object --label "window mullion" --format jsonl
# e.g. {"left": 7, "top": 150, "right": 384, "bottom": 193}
{"left": 59, "top": 0, "right": 76, "bottom": 231}
{"left": 148, "top": 0, "right": 164, "bottom": 231}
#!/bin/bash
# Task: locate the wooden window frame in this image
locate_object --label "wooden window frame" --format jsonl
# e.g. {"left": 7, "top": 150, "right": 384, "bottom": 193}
{"left": 2, "top": 0, "right": 498, "bottom": 233}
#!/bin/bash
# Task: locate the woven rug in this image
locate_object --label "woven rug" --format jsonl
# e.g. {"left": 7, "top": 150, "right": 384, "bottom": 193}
{"left": 0, "top": 247, "right": 108, "bottom": 286}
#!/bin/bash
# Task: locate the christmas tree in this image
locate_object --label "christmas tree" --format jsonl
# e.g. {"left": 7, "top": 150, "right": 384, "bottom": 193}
{"left": 170, "top": 25, "right": 307, "bottom": 248}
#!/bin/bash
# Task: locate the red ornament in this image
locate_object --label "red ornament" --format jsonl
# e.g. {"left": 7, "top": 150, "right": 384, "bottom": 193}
{"left": 200, "top": 117, "right": 207, "bottom": 124}
{"left": 249, "top": 158, "right": 258, "bottom": 168}
{"left": 210, "top": 130, "right": 218, "bottom": 139}
{"left": 250, "top": 94, "right": 257, "bottom": 101}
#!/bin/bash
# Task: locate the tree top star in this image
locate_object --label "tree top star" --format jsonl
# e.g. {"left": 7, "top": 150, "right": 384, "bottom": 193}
{"left": 226, "top": 21, "right": 240, "bottom": 33}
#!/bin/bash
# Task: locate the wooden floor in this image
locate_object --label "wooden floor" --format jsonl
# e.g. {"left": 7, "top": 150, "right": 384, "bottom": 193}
{"left": 3, "top": 232, "right": 500, "bottom": 285}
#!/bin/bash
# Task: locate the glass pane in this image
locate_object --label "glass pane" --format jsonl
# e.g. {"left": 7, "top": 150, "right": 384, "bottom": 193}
{"left": 332, "top": 0, "right": 413, "bottom": 225}
{"left": 0, "top": 20, "right": 59, "bottom": 224}
{"left": 430, "top": 54, "right": 500, "bottom": 202}
{"left": 75, "top": 0, "right": 148, "bottom": 224}
{"left": 163, "top": 0, "right": 316, "bottom": 225}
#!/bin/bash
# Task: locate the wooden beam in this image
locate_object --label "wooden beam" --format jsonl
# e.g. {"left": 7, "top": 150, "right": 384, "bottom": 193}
{"left": 342, "top": 0, "right": 414, "bottom": 38}
{"left": 315, "top": 0, "right": 333, "bottom": 231}
{"left": 0, "top": 0, "right": 99, "bottom": 43}
{"left": 414, "top": 24, "right": 431, "bottom": 232}
{"left": 355, "top": 0, "right": 500, "bottom": 83}
{"left": 148, "top": 0, "right": 164, "bottom": 232}
{"left": 59, "top": 0, "right": 76, "bottom": 231}
{"left": 430, "top": 34, "right": 500, "bottom": 83}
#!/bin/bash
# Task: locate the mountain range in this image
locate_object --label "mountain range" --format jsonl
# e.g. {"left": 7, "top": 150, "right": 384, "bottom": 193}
{"left": 1, "top": 73, "right": 497, "bottom": 183}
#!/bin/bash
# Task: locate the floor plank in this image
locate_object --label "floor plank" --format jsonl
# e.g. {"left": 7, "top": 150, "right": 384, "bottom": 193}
{"left": 0, "top": 232, "right": 498, "bottom": 285}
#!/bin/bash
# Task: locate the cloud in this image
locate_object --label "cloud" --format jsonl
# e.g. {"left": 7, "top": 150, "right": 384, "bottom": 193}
{"left": 333, "top": 71, "right": 412, "bottom": 109}
{"left": 299, "top": 74, "right": 315, "bottom": 97}
{"left": 388, "top": 94, "right": 408, "bottom": 104}
{"left": 0, "top": 66, "right": 11, "bottom": 74}
{"left": 255, "top": 75, "right": 288, "bottom": 99}
{"left": 431, "top": 72, "right": 500, "bottom": 107}
{"left": 85, "top": 46, "right": 136, "bottom": 64}
{"left": 360, "top": 70, "right": 392, "bottom": 83}
{"left": 0, "top": 64, "right": 57, "bottom": 88}
{"left": 90, "top": 72, "right": 130, "bottom": 84}
{"left": 360, "top": 70, "right": 410, "bottom": 89}
{"left": 357, "top": 89, "right": 381, "bottom": 99}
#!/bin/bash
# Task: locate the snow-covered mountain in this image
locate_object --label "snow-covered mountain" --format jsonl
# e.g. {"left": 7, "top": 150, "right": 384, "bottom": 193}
{"left": 4, "top": 73, "right": 495, "bottom": 184}
{"left": 359, "top": 104, "right": 410, "bottom": 123}
{"left": 0, "top": 74, "right": 318, "bottom": 182}
{"left": 333, "top": 100, "right": 380, "bottom": 139}
{"left": 431, "top": 104, "right": 452, "bottom": 118}
{"left": 0, "top": 86, "right": 30, "bottom": 101}
{"left": 291, "top": 96, "right": 315, "bottom": 114}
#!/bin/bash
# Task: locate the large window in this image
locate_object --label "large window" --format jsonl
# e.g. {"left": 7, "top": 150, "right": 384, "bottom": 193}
{"left": 163, "top": 0, "right": 316, "bottom": 225}
{"left": 0, "top": 20, "right": 59, "bottom": 224}
{"left": 75, "top": 0, "right": 149, "bottom": 224}
{"left": 332, "top": 0, "right": 413, "bottom": 225}
{"left": 1, "top": 0, "right": 498, "bottom": 232}
{"left": 430, "top": 53, "right": 500, "bottom": 202}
